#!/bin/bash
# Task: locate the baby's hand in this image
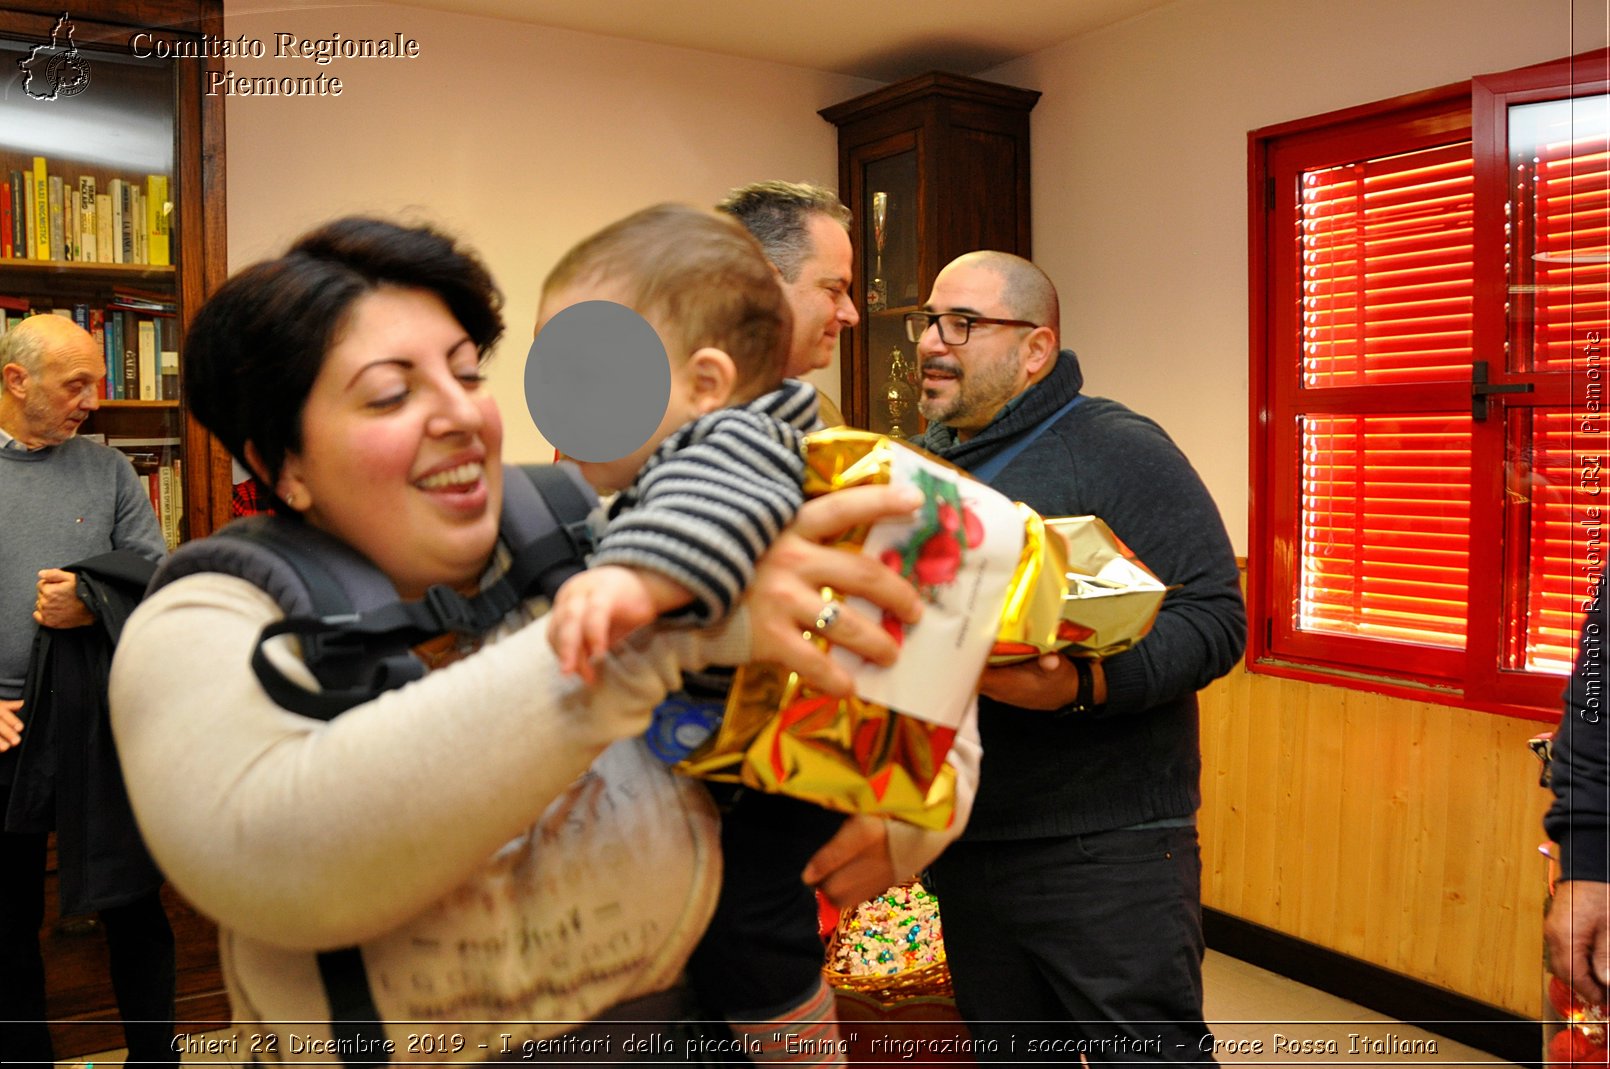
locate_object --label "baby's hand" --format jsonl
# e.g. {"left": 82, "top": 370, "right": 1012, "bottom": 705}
{"left": 548, "top": 566, "right": 690, "bottom": 683}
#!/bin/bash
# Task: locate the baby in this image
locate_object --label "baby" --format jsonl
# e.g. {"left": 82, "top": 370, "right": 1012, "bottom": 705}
{"left": 541, "top": 203, "right": 814, "bottom": 681}
{"left": 539, "top": 203, "right": 845, "bottom": 1057}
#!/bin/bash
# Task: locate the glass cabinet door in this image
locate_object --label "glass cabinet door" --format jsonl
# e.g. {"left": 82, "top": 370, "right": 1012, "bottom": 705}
{"left": 860, "top": 149, "right": 920, "bottom": 438}
{"left": 0, "top": 11, "right": 216, "bottom": 544}
{"left": 823, "top": 71, "right": 1038, "bottom": 435}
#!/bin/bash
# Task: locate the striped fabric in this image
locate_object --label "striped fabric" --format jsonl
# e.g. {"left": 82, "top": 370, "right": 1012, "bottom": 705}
{"left": 591, "top": 379, "right": 817, "bottom": 624}
{"left": 727, "top": 977, "right": 846, "bottom": 1066}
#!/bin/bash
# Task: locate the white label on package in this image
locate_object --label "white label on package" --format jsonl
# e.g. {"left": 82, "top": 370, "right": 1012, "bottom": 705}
{"left": 833, "top": 445, "right": 1025, "bottom": 728}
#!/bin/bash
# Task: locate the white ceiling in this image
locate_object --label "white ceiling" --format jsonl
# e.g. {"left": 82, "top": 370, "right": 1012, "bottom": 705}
{"left": 395, "top": 0, "right": 1179, "bottom": 81}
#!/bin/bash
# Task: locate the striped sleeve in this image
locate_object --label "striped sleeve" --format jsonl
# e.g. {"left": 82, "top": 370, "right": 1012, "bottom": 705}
{"left": 590, "top": 406, "right": 806, "bottom": 625}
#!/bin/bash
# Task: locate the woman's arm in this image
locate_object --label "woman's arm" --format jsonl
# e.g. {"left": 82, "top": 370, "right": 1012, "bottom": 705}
{"left": 109, "top": 485, "right": 923, "bottom": 952}
{"left": 109, "top": 573, "right": 741, "bottom": 950}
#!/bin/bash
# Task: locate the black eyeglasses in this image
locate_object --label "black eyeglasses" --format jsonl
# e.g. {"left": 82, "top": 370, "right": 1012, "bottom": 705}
{"left": 903, "top": 311, "right": 1041, "bottom": 345}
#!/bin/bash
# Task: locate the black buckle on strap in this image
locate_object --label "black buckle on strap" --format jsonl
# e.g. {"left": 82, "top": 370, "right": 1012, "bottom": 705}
{"left": 424, "top": 584, "right": 482, "bottom": 636}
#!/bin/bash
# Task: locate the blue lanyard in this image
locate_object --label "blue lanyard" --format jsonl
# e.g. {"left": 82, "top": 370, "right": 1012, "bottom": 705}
{"left": 968, "top": 394, "right": 1085, "bottom": 483}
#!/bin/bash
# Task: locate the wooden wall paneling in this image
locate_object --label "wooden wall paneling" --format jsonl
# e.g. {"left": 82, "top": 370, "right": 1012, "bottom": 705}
{"left": 1197, "top": 645, "right": 1552, "bottom": 1017}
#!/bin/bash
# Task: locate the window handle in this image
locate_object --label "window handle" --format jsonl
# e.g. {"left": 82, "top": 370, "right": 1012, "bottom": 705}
{"left": 1471, "top": 360, "right": 1533, "bottom": 420}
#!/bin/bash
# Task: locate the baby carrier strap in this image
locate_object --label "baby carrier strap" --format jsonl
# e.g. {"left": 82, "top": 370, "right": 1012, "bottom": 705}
{"left": 149, "top": 462, "right": 598, "bottom": 721}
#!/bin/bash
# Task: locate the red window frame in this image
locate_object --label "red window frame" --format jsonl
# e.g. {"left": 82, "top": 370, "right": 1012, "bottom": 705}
{"left": 1249, "top": 53, "right": 1610, "bottom": 721}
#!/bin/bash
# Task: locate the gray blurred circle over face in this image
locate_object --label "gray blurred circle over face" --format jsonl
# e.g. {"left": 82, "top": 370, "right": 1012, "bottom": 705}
{"left": 524, "top": 300, "right": 671, "bottom": 462}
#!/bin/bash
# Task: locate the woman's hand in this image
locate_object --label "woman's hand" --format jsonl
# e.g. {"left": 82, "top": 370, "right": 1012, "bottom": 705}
{"left": 747, "top": 485, "right": 924, "bottom": 696}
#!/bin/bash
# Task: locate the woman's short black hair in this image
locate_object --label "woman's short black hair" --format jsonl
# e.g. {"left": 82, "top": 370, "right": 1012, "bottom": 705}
{"left": 185, "top": 217, "right": 504, "bottom": 499}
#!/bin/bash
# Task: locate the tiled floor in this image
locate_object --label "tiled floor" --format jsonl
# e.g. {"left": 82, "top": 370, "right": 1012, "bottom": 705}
{"left": 1202, "top": 952, "right": 1523, "bottom": 1067}
{"left": 76, "top": 950, "right": 1527, "bottom": 1066}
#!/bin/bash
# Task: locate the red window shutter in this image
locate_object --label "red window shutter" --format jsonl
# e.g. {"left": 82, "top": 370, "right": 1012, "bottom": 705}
{"left": 1294, "top": 143, "right": 1476, "bottom": 653}
{"left": 1300, "top": 145, "right": 1475, "bottom": 388}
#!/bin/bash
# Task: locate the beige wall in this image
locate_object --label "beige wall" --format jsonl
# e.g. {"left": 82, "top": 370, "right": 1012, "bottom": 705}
{"left": 985, "top": 0, "right": 1597, "bottom": 555}
{"left": 221, "top": 0, "right": 876, "bottom": 463}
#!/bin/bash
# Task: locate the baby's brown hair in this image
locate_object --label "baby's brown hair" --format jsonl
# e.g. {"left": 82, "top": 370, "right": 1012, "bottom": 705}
{"left": 543, "top": 204, "right": 792, "bottom": 401}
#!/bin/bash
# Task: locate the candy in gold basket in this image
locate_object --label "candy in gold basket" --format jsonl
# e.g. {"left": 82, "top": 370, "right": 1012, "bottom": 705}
{"left": 823, "top": 879, "right": 953, "bottom": 1001}
{"left": 988, "top": 514, "right": 1167, "bottom": 666}
{"left": 678, "top": 429, "right": 1025, "bottom": 829}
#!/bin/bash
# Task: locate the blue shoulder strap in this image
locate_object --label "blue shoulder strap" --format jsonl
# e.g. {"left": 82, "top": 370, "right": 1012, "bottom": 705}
{"left": 969, "top": 393, "right": 1085, "bottom": 483}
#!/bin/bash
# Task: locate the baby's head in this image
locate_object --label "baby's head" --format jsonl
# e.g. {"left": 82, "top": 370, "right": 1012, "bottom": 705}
{"left": 538, "top": 204, "right": 792, "bottom": 490}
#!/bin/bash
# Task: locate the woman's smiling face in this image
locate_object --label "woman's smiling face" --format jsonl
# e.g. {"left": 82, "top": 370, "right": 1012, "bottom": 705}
{"left": 275, "top": 285, "right": 505, "bottom": 599}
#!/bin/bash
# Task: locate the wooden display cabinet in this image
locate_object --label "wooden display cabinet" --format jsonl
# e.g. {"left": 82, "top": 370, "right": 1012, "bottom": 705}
{"left": 0, "top": 1, "right": 231, "bottom": 1056}
{"left": 821, "top": 71, "right": 1040, "bottom": 435}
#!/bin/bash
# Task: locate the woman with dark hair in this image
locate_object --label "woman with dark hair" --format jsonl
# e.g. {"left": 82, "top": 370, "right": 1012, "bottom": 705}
{"left": 108, "top": 217, "right": 923, "bottom": 1057}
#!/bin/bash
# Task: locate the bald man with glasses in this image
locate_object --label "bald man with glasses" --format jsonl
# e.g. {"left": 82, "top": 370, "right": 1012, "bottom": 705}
{"left": 910, "top": 252, "right": 1246, "bottom": 1064}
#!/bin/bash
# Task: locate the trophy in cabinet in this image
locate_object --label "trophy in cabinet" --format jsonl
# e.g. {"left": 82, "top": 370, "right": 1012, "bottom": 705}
{"left": 867, "top": 191, "right": 889, "bottom": 312}
{"left": 885, "top": 343, "right": 917, "bottom": 437}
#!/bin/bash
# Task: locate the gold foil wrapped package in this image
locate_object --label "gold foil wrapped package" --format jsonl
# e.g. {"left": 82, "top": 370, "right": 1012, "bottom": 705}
{"left": 678, "top": 429, "right": 1026, "bottom": 829}
{"left": 988, "top": 514, "right": 1167, "bottom": 665}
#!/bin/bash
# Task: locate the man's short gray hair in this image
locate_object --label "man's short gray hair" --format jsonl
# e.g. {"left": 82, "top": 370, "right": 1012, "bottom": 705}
{"left": 0, "top": 319, "right": 50, "bottom": 377}
{"left": 717, "top": 180, "right": 851, "bottom": 283}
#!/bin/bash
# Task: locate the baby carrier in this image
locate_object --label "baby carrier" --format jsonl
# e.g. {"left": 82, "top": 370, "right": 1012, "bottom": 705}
{"left": 149, "top": 463, "right": 597, "bottom": 720}
{"left": 145, "top": 462, "right": 597, "bottom": 1065}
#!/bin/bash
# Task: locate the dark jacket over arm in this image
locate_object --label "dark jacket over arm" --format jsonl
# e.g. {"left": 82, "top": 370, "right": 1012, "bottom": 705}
{"left": 5, "top": 550, "right": 163, "bottom": 914}
{"left": 1548, "top": 592, "right": 1610, "bottom": 885}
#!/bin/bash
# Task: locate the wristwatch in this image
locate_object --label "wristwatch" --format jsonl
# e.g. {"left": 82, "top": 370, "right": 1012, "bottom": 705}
{"left": 1068, "top": 658, "right": 1098, "bottom": 715}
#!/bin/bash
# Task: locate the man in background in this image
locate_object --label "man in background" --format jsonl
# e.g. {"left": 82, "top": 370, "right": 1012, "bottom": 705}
{"left": 718, "top": 179, "right": 859, "bottom": 419}
{"left": 1545, "top": 588, "right": 1610, "bottom": 1009}
{"left": 0, "top": 314, "right": 174, "bottom": 1068}
{"left": 911, "top": 251, "right": 1246, "bottom": 1062}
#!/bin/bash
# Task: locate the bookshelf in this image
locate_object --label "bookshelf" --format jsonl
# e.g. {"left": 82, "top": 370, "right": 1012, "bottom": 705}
{"left": 0, "top": 1, "right": 230, "bottom": 1055}
{"left": 0, "top": 1, "right": 231, "bottom": 544}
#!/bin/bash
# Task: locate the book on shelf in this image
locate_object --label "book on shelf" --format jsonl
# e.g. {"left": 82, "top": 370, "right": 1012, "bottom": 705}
{"left": 158, "top": 462, "right": 177, "bottom": 547}
{"left": 172, "top": 457, "right": 183, "bottom": 544}
{"left": 0, "top": 297, "right": 28, "bottom": 336}
{"left": 159, "top": 348, "right": 179, "bottom": 401}
{"left": 30, "top": 157, "right": 46, "bottom": 260}
{"left": 131, "top": 184, "right": 146, "bottom": 265}
{"left": 119, "top": 179, "right": 134, "bottom": 265}
{"left": 78, "top": 176, "right": 96, "bottom": 263}
{"left": 109, "top": 287, "right": 177, "bottom": 313}
{"left": 1, "top": 179, "right": 10, "bottom": 259}
{"left": 66, "top": 179, "right": 79, "bottom": 261}
{"left": 146, "top": 174, "right": 169, "bottom": 267}
{"left": 157, "top": 317, "right": 179, "bottom": 400}
{"left": 120, "top": 310, "right": 137, "bottom": 401}
{"left": 110, "top": 440, "right": 183, "bottom": 548}
{"left": 94, "top": 192, "right": 112, "bottom": 263}
{"left": 47, "top": 175, "right": 64, "bottom": 261}
{"left": 136, "top": 319, "right": 157, "bottom": 401}
{"left": 106, "top": 177, "right": 123, "bottom": 264}
{"left": 88, "top": 307, "right": 106, "bottom": 398}
{"left": 9, "top": 172, "right": 22, "bottom": 258}
{"left": 23, "top": 167, "right": 37, "bottom": 260}
{"left": 105, "top": 310, "right": 123, "bottom": 399}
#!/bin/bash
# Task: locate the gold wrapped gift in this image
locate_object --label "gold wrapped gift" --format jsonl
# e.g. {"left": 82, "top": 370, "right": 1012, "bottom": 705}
{"left": 677, "top": 430, "right": 1166, "bottom": 824}
{"left": 988, "top": 515, "right": 1168, "bottom": 666}
{"left": 679, "top": 429, "right": 1025, "bottom": 829}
